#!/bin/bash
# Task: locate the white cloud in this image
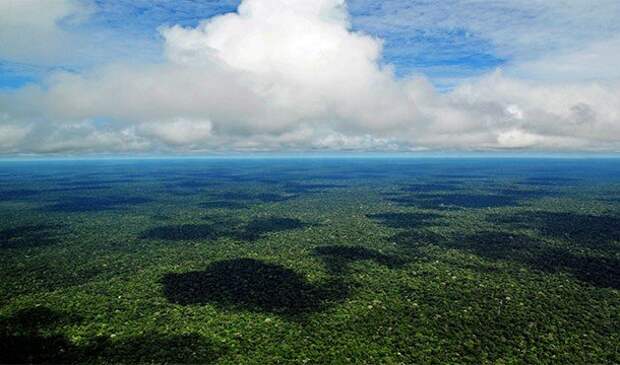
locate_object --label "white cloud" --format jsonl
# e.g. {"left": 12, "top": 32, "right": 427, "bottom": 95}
{"left": 0, "top": 118, "right": 31, "bottom": 151}
{"left": 508, "top": 37, "right": 620, "bottom": 82}
{"left": 0, "top": 0, "right": 93, "bottom": 65}
{"left": 314, "top": 133, "right": 400, "bottom": 151}
{"left": 0, "top": 0, "right": 619, "bottom": 154}
{"left": 138, "top": 118, "right": 213, "bottom": 146}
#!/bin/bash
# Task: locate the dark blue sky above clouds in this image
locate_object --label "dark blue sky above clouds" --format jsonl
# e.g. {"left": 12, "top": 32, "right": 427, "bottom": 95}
{"left": 0, "top": 0, "right": 619, "bottom": 154}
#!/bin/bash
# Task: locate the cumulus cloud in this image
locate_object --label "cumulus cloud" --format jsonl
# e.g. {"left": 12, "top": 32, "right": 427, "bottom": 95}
{"left": 138, "top": 118, "right": 213, "bottom": 146}
{"left": 0, "top": 0, "right": 619, "bottom": 154}
{"left": 0, "top": 119, "right": 31, "bottom": 151}
{"left": 0, "top": 0, "right": 92, "bottom": 65}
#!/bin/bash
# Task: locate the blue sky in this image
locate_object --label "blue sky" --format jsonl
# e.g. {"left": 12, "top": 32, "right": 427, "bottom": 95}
{"left": 2, "top": 0, "right": 617, "bottom": 88}
{"left": 0, "top": 0, "right": 619, "bottom": 154}
{"left": 91, "top": 0, "right": 507, "bottom": 81}
{"left": 0, "top": 0, "right": 507, "bottom": 90}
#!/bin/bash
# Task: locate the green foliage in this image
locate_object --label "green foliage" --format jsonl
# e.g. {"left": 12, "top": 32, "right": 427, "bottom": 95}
{"left": 0, "top": 159, "right": 618, "bottom": 364}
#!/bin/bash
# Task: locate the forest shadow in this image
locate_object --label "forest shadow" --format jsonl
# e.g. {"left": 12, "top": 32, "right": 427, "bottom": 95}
{"left": 163, "top": 179, "right": 220, "bottom": 196}
{"left": 314, "top": 245, "right": 408, "bottom": 274}
{"left": 370, "top": 208, "right": 620, "bottom": 288}
{"left": 58, "top": 178, "right": 136, "bottom": 186}
{"left": 161, "top": 258, "right": 347, "bottom": 316}
{"left": 458, "top": 231, "right": 619, "bottom": 289}
{"left": 0, "top": 307, "right": 80, "bottom": 364}
{"left": 0, "top": 189, "right": 40, "bottom": 201}
{"left": 0, "top": 306, "right": 81, "bottom": 332}
{"left": 43, "top": 196, "right": 152, "bottom": 213}
{"left": 47, "top": 185, "right": 111, "bottom": 193}
{"left": 55, "top": 182, "right": 113, "bottom": 189}
{"left": 490, "top": 211, "right": 620, "bottom": 248}
{"left": 0, "top": 224, "right": 62, "bottom": 249}
{"left": 234, "top": 217, "right": 308, "bottom": 241}
{"left": 0, "top": 307, "right": 223, "bottom": 364}
{"left": 140, "top": 217, "right": 308, "bottom": 242}
{"left": 170, "top": 180, "right": 214, "bottom": 189}
{"left": 400, "top": 182, "right": 460, "bottom": 193}
{"left": 423, "top": 230, "right": 619, "bottom": 289}
{"left": 495, "top": 188, "right": 561, "bottom": 200}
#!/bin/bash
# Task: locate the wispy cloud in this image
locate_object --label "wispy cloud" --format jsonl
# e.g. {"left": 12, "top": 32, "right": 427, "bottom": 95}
{"left": 349, "top": 0, "right": 620, "bottom": 83}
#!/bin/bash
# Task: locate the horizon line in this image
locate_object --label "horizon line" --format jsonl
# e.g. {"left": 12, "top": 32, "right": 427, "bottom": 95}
{"left": 1, "top": 151, "right": 620, "bottom": 162}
